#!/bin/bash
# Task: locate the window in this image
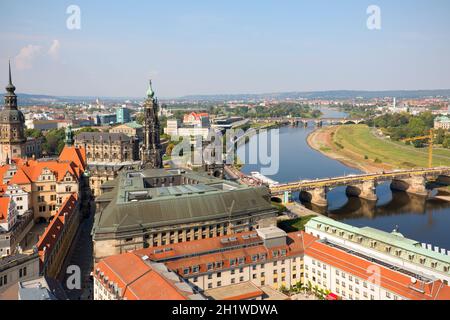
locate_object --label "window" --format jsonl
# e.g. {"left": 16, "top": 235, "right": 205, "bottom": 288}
{"left": 37, "top": 186, "right": 44, "bottom": 191}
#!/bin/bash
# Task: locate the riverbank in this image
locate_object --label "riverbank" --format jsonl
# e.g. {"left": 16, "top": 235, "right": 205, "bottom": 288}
{"left": 307, "top": 124, "right": 450, "bottom": 173}
{"left": 306, "top": 125, "right": 390, "bottom": 173}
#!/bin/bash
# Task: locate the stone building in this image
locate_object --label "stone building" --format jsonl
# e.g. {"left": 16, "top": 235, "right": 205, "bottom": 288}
{"left": 74, "top": 132, "right": 139, "bottom": 163}
{"left": 109, "top": 122, "right": 144, "bottom": 140}
{"left": 141, "top": 80, "right": 163, "bottom": 169}
{"left": 434, "top": 116, "right": 450, "bottom": 130}
{"left": 92, "top": 168, "right": 278, "bottom": 262}
{"left": 0, "top": 62, "right": 41, "bottom": 164}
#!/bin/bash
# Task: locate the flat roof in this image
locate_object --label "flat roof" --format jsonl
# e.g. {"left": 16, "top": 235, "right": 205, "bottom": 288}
{"left": 256, "top": 227, "right": 287, "bottom": 240}
{"left": 306, "top": 216, "right": 450, "bottom": 264}
{"left": 204, "top": 282, "right": 264, "bottom": 300}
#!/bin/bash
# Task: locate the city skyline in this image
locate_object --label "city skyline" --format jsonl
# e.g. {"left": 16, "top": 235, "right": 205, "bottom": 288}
{"left": 1, "top": 0, "right": 450, "bottom": 98}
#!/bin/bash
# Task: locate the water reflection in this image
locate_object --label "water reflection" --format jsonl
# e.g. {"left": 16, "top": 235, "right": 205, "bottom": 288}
{"left": 239, "top": 107, "right": 450, "bottom": 249}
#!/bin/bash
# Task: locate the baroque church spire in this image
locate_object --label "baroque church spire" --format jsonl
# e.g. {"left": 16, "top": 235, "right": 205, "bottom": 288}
{"left": 4, "top": 60, "right": 18, "bottom": 110}
{"left": 6, "top": 60, "right": 16, "bottom": 95}
{"left": 141, "top": 79, "right": 162, "bottom": 169}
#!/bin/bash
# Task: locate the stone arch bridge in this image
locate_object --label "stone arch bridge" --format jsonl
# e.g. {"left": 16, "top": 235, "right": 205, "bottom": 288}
{"left": 268, "top": 167, "right": 450, "bottom": 207}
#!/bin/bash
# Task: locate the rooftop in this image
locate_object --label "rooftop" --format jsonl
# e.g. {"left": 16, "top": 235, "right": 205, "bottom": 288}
{"left": 204, "top": 281, "right": 264, "bottom": 300}
{"left": 94, "top": 253, "right": 205, "bottom": 300}
{"left": 93, "top": 168, "right": 277, "bottom": 238}
{"left": 305, "top": 216, "right": 450, "bottom": 265}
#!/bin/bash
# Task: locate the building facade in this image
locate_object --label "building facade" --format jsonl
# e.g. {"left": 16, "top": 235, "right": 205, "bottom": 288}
{"left": 434, "top": 116, "right": 450, "bottom": 130}
{"left": 0, "top": 62, "right": 41, "bottom": 164}
{"left": 0, "top": 252, "right": 40, "bottom": 298}
{"left": 141, "top": 81, "right": 163, "bottom": 169}
{"left": 92, "top": 168, "right": 278, "bottom": 262}
{"left": 116, "top": 107, "right": 131, "bottom": 124}
{"left": 36, "top": 194, "right": 80, "bottom": 278}
{"left": 109, "top": 122, "right": 144, "bottom": 140}
{"left": 93, "top": 219, "right": 450, "bottom": 301}
{"left": 74, "top": 132, "right": 139, "bottom": 163}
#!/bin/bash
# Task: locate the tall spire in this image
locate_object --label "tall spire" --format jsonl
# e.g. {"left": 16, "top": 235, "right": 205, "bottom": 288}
{"left": 6, "top": 60, "right": 16, "bottom": 94}
{"left": 146, "top": 79, "right": 154, "bottom": 99}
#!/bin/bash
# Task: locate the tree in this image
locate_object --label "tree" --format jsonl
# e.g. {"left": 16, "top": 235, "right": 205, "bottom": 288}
{"left": 25, "top": 128, "right": 43, "bottom": 139}
{"left": 42, "top": 128, "right": 66, "bottom": 156}
{"left": 435, "top": 128, "right": 446, "bottom": 145}
{"left": 76, "top": 127, "right": 100, "bottom": 133}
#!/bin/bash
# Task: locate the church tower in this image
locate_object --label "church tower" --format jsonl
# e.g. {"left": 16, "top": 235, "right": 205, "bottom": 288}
{"left": 141, "top": 80, "right": 163, "bottom": 169}
{"left": 0, "top": 61, "right": 26, "bottom": 164}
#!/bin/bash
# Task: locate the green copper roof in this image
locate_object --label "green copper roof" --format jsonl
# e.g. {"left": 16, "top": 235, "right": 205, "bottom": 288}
{"left": 124, "top": 121, "right": 143, "bottom": 129}
{"left": 146, "top": 80, "right": 154, "bottom": 98}
{"left": 306, "top": 216, "right": 450, "bottom": 265}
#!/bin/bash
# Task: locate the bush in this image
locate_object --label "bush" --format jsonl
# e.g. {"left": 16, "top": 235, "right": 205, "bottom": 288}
{"left": 374, "top": 158, "right": 382, "bottom": 163}
{"left": 364, "top": 155, "right": 369, "bottom": 160}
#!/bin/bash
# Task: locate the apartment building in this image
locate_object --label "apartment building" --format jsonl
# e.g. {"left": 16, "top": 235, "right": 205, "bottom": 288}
{"left": 93, "top": 252, "right": 205, "bottom": 300}
{"left": 92, "top": 168, "right": 278, "bottom": 262}
{"left": 94, "top": 220, "right": 450, "bottom": 300}
{"left": 36, "top": 193, "right": 80, "bottom": 277}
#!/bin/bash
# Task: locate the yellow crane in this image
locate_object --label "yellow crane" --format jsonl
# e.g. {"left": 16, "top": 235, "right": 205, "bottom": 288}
{"left": 401, "top": 129, "right": 434, "bottom": 168}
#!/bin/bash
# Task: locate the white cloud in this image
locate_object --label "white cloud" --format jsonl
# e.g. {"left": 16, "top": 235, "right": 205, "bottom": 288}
{"left": 15, "top": 44, "right": 42, "bottom": 70}
{"left": 48, "top": 39, "right": 61, "bottom": 59}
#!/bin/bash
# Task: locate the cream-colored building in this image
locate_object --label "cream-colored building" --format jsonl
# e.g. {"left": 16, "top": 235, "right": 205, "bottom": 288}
{"left": 110, "top": 122, "right": 143, "bottom": 140}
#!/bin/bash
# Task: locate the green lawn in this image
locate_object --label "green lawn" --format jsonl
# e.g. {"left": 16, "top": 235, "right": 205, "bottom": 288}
{"left": 278, "top": 215, "right": 317, "bottom": 232}
{"left": 334, "top": 125, "right": 450, "bottom": 168}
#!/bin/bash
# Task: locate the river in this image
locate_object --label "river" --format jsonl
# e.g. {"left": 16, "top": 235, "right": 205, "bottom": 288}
{"left": 237, "top": 107, "right": 450, "bottom": 250}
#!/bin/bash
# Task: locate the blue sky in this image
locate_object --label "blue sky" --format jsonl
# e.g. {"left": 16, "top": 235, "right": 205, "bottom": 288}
{"left": 1, "top": 0, "right": 450, "bottom": 98}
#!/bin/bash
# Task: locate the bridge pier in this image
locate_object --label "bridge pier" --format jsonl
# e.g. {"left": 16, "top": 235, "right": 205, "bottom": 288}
{"left": 391, "top": 176, "right": 428, "bottom": 197}
{"left": 436, "top": 175, "right": 450, "bottom": 185}
{"left": 346, "top": 180, "right": 378, "bottom": 202}
{"left": 300, "top": 187, "right": 328, "bottom": 207}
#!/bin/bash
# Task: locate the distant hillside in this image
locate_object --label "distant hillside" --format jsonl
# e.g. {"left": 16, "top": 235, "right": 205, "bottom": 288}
{"left": 15, "top": 93, "right": 137, "bottom": 106}
{"left": 6, "top": 89, "right": 450, "bottom": 106}
{"left": 176, "top": 90, "right": 450, "bottom": 102}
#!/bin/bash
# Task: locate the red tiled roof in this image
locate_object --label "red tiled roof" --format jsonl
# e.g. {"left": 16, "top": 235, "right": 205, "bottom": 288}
{"left": 59, "top": 146, "right": 87, "bottom": 172}
{"left": 135, "top": 230, "right": 306, "bottom": 277}
{"left": 9, "top": 168, "right": 31, "bottom": 185}
{"left": 0, "top": 197, "right": 10, "bottom": 223}
{"left": 36, "top": 193, "right": 78, "bottom": 265}
{"left": 95, "top": 253, "right": 190, "bottom": 300}
{"left": 303, "top": 233, "right": 450, "bottom": 300}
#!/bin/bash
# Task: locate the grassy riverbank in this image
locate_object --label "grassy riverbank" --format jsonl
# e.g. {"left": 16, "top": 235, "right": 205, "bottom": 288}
{"left": 308, "top": 124, "right": 450, "bottom": 173}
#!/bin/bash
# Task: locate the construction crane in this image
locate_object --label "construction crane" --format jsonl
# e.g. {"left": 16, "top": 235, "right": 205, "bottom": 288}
{"left": 401, "top": 129, "right": 434, "bottom": 168}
